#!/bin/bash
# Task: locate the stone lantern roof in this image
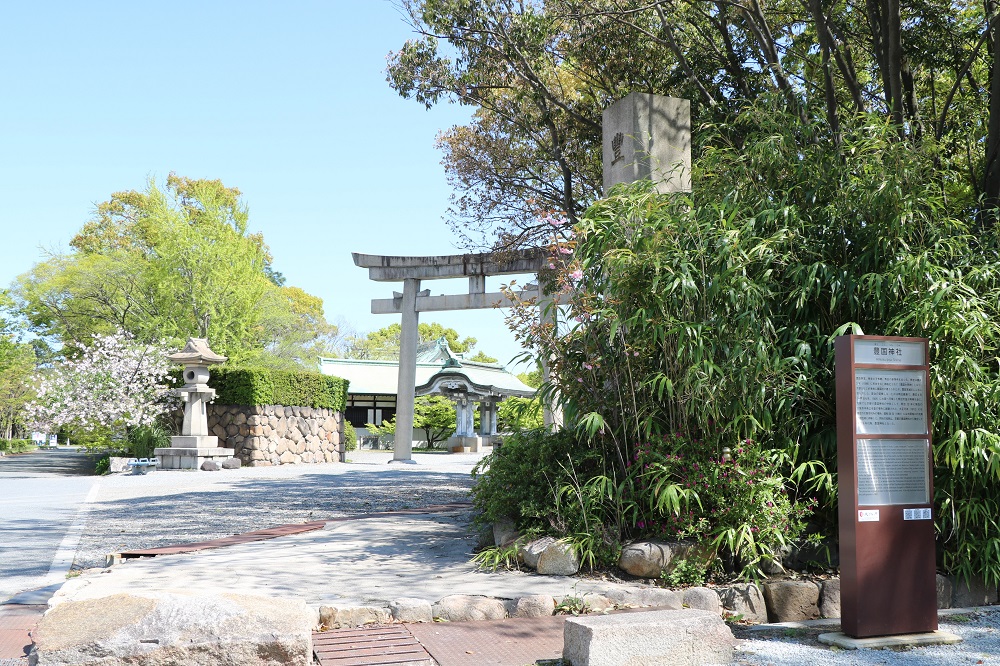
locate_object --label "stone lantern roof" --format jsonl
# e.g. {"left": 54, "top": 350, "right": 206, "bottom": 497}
{"left": 168, "top": 338, "right": 227, "bottom": 366}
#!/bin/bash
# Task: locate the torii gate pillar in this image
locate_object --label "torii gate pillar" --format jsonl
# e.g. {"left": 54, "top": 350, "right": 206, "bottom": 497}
{"left": 354, "top": 250, "right": 546, "bottom": 462}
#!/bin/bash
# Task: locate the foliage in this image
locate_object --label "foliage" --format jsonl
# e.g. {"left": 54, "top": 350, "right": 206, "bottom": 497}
{"left": 662, "top": 559, "right": 708, "bottom": 588}
{"left": 12, "top": 174, "right": 343, "bottom": 368}
{"left": 471, "top": 428, "right": 603, "bottom": 531}
{"left": 366, "top": 415, "right": 397, "bottom": 447}
{"left": 494, "top": 111, "right": 1000, "bottom": 583}
{"left": 0, "top": 336, "right": 35, "bottom": 441}
{"left": 125, "top": 423, "right": 170, "bottom": 458}
{"left": 471, "top": 543, "right": 521, "bottom": 571}
{"left": 93, "top": 455, "right": 110, "bottom": 475}
{"left": 209, "top": 367, "right": 349, "bottom": 411}
{"left": 414, "top": 395, "right": 456, "bottom": 448}
{"left": 27, "top": 331, "right": 178, "bottom": 437}
{"left": 497, "top": 396, "right": 544, "bottom": 431}
{"left": 346, "top": 322, "right": 483, "bottom": 360}
{"left": 0, "top": 439, "right": 34, "bottom": 454}
{"left": 343, "top": 421, "right": 357, "bottom": 452}
{"left": 390, "top": 0, "right": 1000, "bottom": 247}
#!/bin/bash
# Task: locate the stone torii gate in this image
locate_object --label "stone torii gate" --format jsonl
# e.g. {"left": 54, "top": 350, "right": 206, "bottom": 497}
{"left": 354, "top": 92, "right": 692, "bottom": 463}
{"left": 353, "top": 249, "right": 546, "bottom": 462}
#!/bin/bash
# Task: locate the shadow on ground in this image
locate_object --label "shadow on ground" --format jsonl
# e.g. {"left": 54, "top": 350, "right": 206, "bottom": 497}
{"left": 0, "top": 450, "right": 98, "bottom": 477}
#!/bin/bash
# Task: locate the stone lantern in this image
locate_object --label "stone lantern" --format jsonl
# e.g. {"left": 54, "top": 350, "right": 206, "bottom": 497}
{"left": 154, "top": 338, "right": 236, "bottom": 470}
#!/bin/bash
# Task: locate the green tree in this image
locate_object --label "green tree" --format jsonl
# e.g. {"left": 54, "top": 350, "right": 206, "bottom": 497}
{"left": 389, "top": 0, "right": 1000, "bottom": 244}
{"left": 0, "top": 291, "right": 36, "bottom": 440}
{"left": 414, "top": 395, "right": 457, "bottom": 448}
{"left": 12, "top": 175, "right": 339, "bottom": 368}
{"left": 346, "top": 322, "right": 485, "bottom": 360}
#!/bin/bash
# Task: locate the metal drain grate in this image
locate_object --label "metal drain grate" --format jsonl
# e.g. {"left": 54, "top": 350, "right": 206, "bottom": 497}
{"left": 313, "top": 625, "right": 433, "bottom": 666}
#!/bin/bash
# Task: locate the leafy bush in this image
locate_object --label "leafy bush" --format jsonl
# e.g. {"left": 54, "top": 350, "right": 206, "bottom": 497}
{"left": 343, "top": 421, "right": 357, "bottom": 452}
{"left": 93, "top": 455, "right": 110, "bottom": 475}
{"left": 0, "top": 439, "right": 34, "bottom": 454}
{"left": 471, "top": 428, "right": 603, "bottom": 533}
{"left": 125, "top": 423, "right": 170, "bottom": 458}
{"left": 207, "top": 367, "right": 348, "bottom": 410}
{"left": 496, "top": 111, "right": 1000, "bottom": 582}
{"left": 57, "top": 425, "right": 113, "bottom": 452}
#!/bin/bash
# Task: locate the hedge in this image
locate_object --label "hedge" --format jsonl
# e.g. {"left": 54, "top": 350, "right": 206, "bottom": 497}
{"left": 171, "top": 367, "right": 349, "bottom": 411}
{"left": 0, "top": 439, "right": 35, "bottom": 454}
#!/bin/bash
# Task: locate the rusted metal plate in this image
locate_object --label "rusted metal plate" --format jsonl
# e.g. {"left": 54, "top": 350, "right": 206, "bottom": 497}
{"left": 119, "top": 521, "right": 328, "bottom": 558}
{"left": 406, "top": 616, "right": 567, "bottom": 666}
{"left": 313, "top": 625, "right": 432, "bottom": 666}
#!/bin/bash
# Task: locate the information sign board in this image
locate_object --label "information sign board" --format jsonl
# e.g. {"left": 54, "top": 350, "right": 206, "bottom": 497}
{"left": 835, "top": 335, "right": 936, "bottom": 638}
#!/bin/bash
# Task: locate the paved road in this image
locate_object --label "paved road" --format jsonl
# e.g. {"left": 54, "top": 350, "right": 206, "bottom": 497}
{"left": 0, "top": 450, "right": 99, "bottom": 603}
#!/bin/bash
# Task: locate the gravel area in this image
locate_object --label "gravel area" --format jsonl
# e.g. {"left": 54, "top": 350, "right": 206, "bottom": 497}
{"left": 731, "top": 610, "right": 1000, "bottom": 665}
{"left": 74, "top": 450, "right": 478, "bottom": 570}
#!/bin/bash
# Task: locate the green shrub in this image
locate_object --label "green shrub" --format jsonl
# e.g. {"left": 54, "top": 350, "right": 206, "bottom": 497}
{"left": 57, "top": 425, "right": 114, "bottom": 452}
{"left": 94, "top": 455, "right": 111, "bottom": 475}
{"left": 471, "top": 428, "right": 603, "bottom": 533}
{"left": 0, "top": 439, "right": 34, "bottom": 454}
{"left": 343, "top": 421, "right": 357, "bottom": 452}
{"left": 126, "top": 423, "right": 170, "bottom": 458}
{"left": 196, "top": 367, "right": 348, "bottom": 410}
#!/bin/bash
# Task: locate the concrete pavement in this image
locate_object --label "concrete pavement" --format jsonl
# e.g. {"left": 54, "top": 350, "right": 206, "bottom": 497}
{"left": 0, "top": 450, "right": 100, "bottom": 604}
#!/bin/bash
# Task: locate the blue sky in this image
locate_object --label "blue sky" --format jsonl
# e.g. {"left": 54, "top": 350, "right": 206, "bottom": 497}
{"left": 0, "top": 1, "right": 534, "bottom": 367}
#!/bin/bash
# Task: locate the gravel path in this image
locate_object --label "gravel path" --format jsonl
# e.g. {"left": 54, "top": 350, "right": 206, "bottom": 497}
{"left": 732, "top": 610, "right": 1000, "bottom": 665}
{"left": 74, "top": 450, "right": 478, "bottom": 570}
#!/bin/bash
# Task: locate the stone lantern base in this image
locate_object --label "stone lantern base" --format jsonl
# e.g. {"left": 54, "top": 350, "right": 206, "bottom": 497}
{"left": 447, "top": 435, "right": 493, "bottom": 453}
{"left": 154, "top": 435, "right": 236, "bottom": 470}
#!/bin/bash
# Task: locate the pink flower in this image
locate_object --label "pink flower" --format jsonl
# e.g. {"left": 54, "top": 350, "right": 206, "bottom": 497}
{"left": 570, "top": 269, "right": 583, "bottom": 281}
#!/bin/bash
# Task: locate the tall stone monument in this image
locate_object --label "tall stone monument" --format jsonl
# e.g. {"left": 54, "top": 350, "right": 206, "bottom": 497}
{"left": 602, "top": 93, "right": 691, "bottom": 194}
{"left": 154, "top": 338, "right": 236, "bottom": 470}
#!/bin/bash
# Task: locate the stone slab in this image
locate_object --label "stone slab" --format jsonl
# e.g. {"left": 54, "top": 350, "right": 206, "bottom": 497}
{"left": 31, "top": 592, "right": 314, "bottom": 665}
{"left": 817, "top": 630, "right": 963, "bottom": 650}
{"left": 563, "top": 609, "right": 736, "bottom": 666}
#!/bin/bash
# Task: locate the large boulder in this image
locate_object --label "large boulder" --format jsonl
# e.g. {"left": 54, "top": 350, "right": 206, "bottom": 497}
{"left": 492, "top": 519, "right": 520, "bottom": 548}
{"left": 618, "top": 541, "right": 704, "bottom": 578}
{"left": 718, "top": 584, "right": 769, "bottom": 624}
{"left": 30, "top": 593, "right": 313, "bottom": 665}
{"left": 432, "top": 595, "right": 506, "bottom": 622}
{"left": 683, "top": 587, "right": 721, "bottom": 614}
{"left": 819, "top": 578, "right": 841, "bottom": 618}
{"left": 936, "top": 574, "right": 953, "bottom": 610}
{"left": 563, "top": 609, "right": 736, "bottom": 666}
{"left": 519, "top": 536, "right": 557, "bottom": 570}
{"left": 536, "top": 541, "right": 580, "bottom": 576}
{"left": 762, "top": 580, "right": 820, "bottom": 622}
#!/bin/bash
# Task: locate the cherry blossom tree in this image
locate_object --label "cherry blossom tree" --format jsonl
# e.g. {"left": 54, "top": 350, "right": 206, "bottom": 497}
{"left": 27, "top": 331, "right": 178, "bottom": 434}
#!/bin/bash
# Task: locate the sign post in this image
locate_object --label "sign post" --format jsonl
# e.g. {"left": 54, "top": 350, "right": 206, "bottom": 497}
{"left": 835, "top": 334, "right": 937, "bottom": 637}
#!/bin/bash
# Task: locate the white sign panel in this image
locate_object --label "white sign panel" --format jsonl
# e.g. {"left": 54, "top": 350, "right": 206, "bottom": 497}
{"left": 857, "top": 439, "right": 930, "bottom": 505}
{"left": 858, "top": 510, "right": 880, "bottom": 522}
{"left": 854, "top": 339, "right": 924, "bottom": 365}
{"left": 855, "top": 369, "right": 928, "bottom": 435}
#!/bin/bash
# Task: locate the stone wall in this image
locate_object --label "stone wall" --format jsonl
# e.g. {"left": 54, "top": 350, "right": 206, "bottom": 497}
{"left": 206, "top": 404, "right": 343, "bottom": 467}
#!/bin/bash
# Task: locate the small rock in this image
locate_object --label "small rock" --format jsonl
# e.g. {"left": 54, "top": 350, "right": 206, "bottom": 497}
{"left": 389, "top": 598, "right": 433, "bottom": 623}
{"left": 520, "top": 536, "right": 557, "bottom": 570}
{"left": 200, "top": 460, "right": 220, "bottom": 471}
{"left": 508, "top": 595, "right": 555, "bottom": 618}
{"left": 536, "top": 541, "right": 580, "bottom": 576}
{"left": 762, "top": 580, "right": 820, "bottom": 622}
{"left": 820, "top": 578, "right": 841, "bottom": 618}
{"left": 433, "top": 595, "right": 507, "bottom": 622}
{"left": 683, "top": 587, "right": 721, "bottom": 614}
{"left": 719, "top": 584, "right": 769, "bottom": 624}
{"left": 319, "top": 605, "right": 391, "bottom": 628}
{"left": 581, "top": 593, "right": 614, "bottom": 612}
{"left": 618, "top": 540, "right": 703, "bottom": 578}
{"left": 222, "top": 457, "right": 242, "bottom": 470}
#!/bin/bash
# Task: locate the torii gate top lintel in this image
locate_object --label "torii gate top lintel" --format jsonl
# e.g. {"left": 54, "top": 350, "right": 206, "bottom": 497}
{"left": 352, "top": 249, "right": 545, "bottom": 282}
